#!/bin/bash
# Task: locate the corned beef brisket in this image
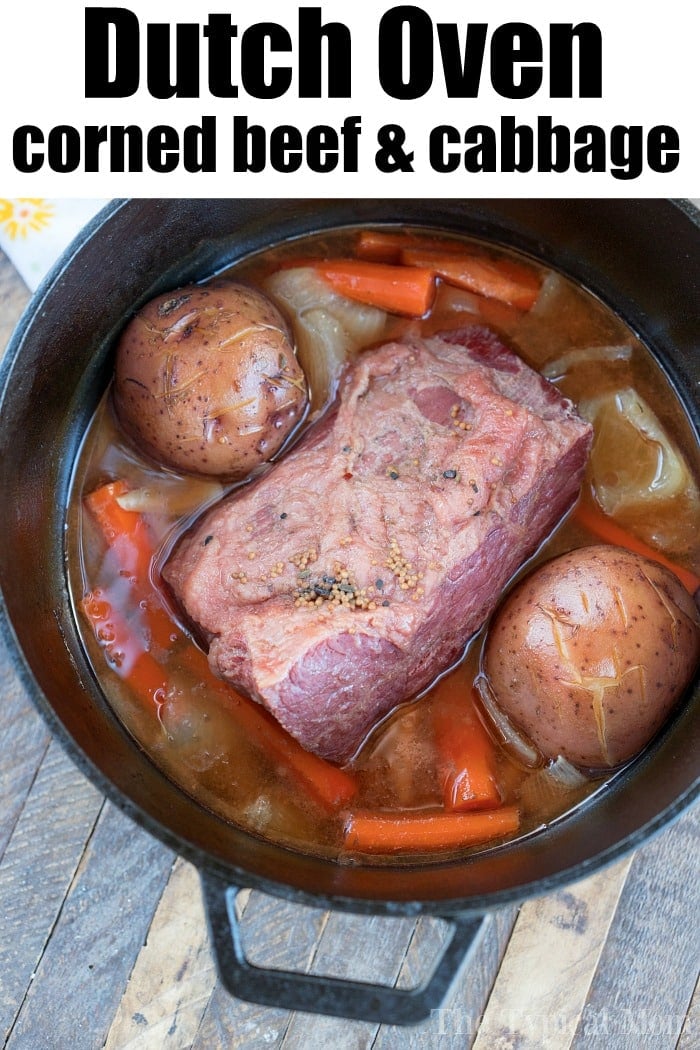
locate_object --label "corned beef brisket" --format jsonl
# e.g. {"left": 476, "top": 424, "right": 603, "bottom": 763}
{"left": 163, "top": 326, "right": 593, "bottom": 762}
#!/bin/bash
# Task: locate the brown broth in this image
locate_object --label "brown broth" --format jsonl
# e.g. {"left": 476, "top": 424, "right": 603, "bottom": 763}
{"left": 66, "top": 226, "right": 700, "bottom": 864}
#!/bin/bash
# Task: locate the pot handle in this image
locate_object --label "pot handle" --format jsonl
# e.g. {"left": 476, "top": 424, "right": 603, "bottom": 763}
{"left": 200, "top": 872, "right": 487, "bottom": 1025}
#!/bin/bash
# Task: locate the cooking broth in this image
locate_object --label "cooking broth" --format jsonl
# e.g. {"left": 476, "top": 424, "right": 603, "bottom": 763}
{"left": 66, "top": 226, "right": 700, "bottom": 863}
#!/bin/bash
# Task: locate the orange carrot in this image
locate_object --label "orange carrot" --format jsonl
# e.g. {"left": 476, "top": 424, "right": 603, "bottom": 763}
{"left": 84, "top": 480, "right": 154, "bottom": 581}
{"left": 313, "top": 259, "right": 436, "bottom": 317}
{"left": 400, "top": 249, "right": 542, "bottom": 310}
{"left": 433, "top": 682, "right": 501, "bottom": 811}
{"left": 355, "top": 230, "right": 466, "bottom": 263}
{"left": 232, "top": 694, "right": 358, "bottom": 808}
{"left": 84, "top": 479, "right": 174, "bottom": 650}
{"left": 572, "top": 499, "right": 700, "bottom": 596}
{"left": 83, "top": 580, "right": 356, "bottom": 805}
{"left": 344, "top": 806, "right": 520, "bottom": 853}
{"left": 182, "top": 645, "right": 357, "bottom": 808}
{"left": 81, "top": 588, "right": 170, "bottom": 706}
{"left": 83, "top": 483, "right": 356, "bottom": 807}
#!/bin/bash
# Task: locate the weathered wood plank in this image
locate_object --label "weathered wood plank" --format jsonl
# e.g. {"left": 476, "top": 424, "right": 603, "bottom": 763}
{"left": 191, "top": 891, "right": 331, "bottom": 1049}
{"left": 373, "top": 904, "right": 520, "bottom": 1048}
{"left": 0, "top": 259, "right": 41, "bottom": 861}
{"left": 0, "top": 636, "right": 51, "bottom": 862}
{"left": 131, "top": 885, "right": 517, "bottom": 1049}
{"left": 470, "top": 855, "right": 633, "bottom": 1050}
{"left": 570, "top": 807, "right": 700, "bottom": 1050}
{"left": 676, "top": 973, "right": 699, "bottom": 1050}
{"left": 0, "top": 739, "right": 104, "bottom": 1045}
{"left": 279, "top": 909, "right": 420, "bottom": 1048}
{"left": 5, "top": 800, "right": 175, "bottom": 1050}
{"left": 103, "top": 856, "right": 217, "bottom": 1050}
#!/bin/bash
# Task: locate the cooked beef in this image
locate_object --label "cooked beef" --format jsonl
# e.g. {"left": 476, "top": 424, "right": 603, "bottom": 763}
{"left": 163, "top": 326, "right": 593, "bottom": 762}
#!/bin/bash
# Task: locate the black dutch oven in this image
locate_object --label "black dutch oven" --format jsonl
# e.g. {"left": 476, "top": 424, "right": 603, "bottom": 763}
{"left": 0, "top": 199, "right": 698, "bottom": 1024}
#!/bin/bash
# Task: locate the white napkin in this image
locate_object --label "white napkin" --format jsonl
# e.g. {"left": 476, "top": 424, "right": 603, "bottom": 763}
{"left": 0, "top": 198, "right": 110, "bottom": 292}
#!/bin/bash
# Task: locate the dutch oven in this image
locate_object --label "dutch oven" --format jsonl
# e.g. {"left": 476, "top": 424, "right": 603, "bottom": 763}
{"left": 0, "top": 199, "right": 698, "bottom": 1024}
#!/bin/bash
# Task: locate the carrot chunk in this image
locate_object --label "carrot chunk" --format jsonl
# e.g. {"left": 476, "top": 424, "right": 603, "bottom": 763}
{"left": 572, "top": 499, "right": 700, "bottom": 596}
{"left": 83, "top": 479, "right": 174, "bottom": 650}
{"left": 355, "top": 230, "right": 466, "bottom": 263}
{"left": 236, "top": 697, "right": 359, "bottom": 808}
{"left": 344, "top": 806, "right": 520, "bottom": 853}
{"left": 84, "top": 480, "right": 154, "bottom": 581}
{"left": 312, "top": 259, "right": 436, "bottom": 317}
{"left": 181, "top": 646, "right": 358, "bottom": 808}
{"left": 80, "top": 588, "right": 170, "bottom": 706}
{"left": 432, "top": 681, "right": 502, "bottom": 811}
{"left": 400, "top": 249, "right": 542, "bottom": 310}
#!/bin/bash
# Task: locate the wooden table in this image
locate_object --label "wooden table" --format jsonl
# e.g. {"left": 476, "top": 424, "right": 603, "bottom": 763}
{"left": 1, "top": 248, "right": 698, "bottom": 1050}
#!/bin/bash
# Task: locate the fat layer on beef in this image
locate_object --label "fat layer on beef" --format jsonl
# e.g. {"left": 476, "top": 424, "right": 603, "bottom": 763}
{"left": 163, "top": 326, "right": 593, "bottom": 762}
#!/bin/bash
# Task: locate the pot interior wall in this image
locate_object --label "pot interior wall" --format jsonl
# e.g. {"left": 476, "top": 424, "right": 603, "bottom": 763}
{"left": 0, "top": 199, "right": 697, "bottom": 914}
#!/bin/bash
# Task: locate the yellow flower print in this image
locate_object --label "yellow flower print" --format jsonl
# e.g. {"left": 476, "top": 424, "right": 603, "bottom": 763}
{"left": 0, "top": 199, "right": 54, "bottom": 240}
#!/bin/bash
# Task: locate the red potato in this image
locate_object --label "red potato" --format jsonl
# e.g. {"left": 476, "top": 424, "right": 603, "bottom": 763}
{"left": 113, "top": 279, "right": 308, "bottom": 479}
{"left": 481, "top": 544, "right": 700, "bottom": 771}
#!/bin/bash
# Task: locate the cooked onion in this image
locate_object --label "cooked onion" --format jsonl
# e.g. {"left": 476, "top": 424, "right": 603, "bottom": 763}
{"left": 474, "top": 674, "right": 541, "bottom": 767}
{"left": 432, "top": 282, "right": 481, "bottom": 316}
{"left": 579, "top": 386, "right": 698, "bottom": 513}
{"left": 115, "top": 479, "right": 224, "bottom": 516}
{"left": 542, "top": 344, "right": 632, "bottom": 381}
{"left": 518, "top": 757, "right": 589, "bottom": 814}
{"left": 263, "top": 267, "right": 387, "bottom": 414}
{"left": 546, "top": 756, "right": 589, "bottom": 787}
{"left": 528, "top": 270, "right": 564, "bottom": 316}
{"left": 292, "top": 307, "right": 355, "bottom": 415}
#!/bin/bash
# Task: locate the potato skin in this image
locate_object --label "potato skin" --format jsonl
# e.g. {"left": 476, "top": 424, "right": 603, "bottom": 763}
{"left": 482, "top": 544, "right": 700, "bottom": 770}
{"left": 113, "top": 279, "right": 307, "bottom": 479}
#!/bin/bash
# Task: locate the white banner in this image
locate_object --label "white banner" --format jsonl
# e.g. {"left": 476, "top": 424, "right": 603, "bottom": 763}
{"left": 0, "top": 0, "right": 697, "bottom": 196}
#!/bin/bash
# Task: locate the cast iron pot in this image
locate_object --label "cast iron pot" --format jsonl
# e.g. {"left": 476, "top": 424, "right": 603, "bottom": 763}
{"left": 1, "top": 199, "right": 698, "bottom": 1024}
